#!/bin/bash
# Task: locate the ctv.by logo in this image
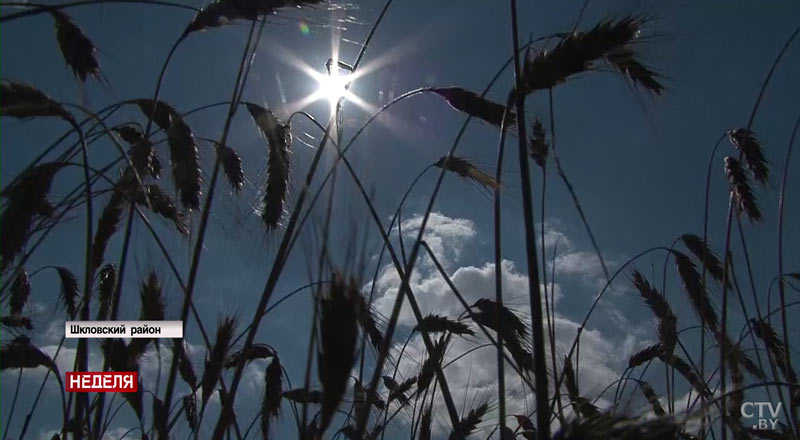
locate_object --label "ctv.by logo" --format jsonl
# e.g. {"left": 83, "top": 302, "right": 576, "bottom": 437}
{"left": 740, "top": 402, "right": 782, "bottom": 430}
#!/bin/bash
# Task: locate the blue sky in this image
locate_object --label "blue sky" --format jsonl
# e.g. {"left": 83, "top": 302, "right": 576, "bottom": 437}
{"left": 2, "top": 0, "right": 800, "bottom": 438}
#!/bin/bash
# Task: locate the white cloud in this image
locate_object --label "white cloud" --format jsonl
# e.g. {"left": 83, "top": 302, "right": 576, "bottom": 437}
{"left": 538, "top": 221, "right": 613, "bottom": 289}
{"left": 371, "top": 212, "right": 636, "bottom": 435}
{"left": 103, "top": 426, "right": 137, "bottom": 440}
{"left": 541, "top": 223, "right": 572, "bottom": 253}
{"left": 394, "top": 212, "right": 477, "bottom": 270}
{"left": 36, "top": 429, "right": 60, "bottom": 440}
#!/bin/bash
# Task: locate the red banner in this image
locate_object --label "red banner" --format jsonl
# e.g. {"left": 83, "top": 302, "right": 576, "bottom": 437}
{"left": 66, "top": 372, "right": 138, "bottom": 392}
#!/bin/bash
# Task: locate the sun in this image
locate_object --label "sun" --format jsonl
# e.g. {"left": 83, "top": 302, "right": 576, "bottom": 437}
{"left": 279, "top": 44, "right": 375, "bottom": 118}
{"left": 314, "top": 69, "right": 352, "bottom": 106}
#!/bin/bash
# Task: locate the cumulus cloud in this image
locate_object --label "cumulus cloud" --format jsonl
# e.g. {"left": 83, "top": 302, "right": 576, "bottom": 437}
{"left": 371, "top": 212, "right": 639, "bottom": 434}
{"left": 394, "top": 212, "right": 477, "bottom": 269}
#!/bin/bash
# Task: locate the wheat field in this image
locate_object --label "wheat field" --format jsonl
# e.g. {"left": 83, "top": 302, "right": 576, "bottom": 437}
{"left": 0, "top": 1, "right": 799, "bottom": 439}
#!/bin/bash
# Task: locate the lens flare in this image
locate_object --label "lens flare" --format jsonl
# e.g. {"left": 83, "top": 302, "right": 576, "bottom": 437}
{"left": 298, "top": 21, "right": 310, "bottom": 35}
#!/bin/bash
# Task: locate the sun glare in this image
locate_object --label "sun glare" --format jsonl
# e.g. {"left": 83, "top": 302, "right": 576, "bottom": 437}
{"left": 314, "top": 70, "right": 352, "bottom": 105}
{"left": 278, "top": 41, "right": 375, "bottom": 118}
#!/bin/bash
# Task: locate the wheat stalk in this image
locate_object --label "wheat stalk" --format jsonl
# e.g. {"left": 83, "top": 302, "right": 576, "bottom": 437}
{"left": 727, "top": 129, "right": 769, "bottom": 185}
{"left": 218, "top": 145, "right": 245, "bottom": 193}
{"left": 628, "top": 344, "right": 663, "bottom": 369}
{"left": 134, "top": 99, "right": 202, "bottom": 209}
{"left": 448, "top": 401, "right": 489, "bottom": 440}
{"left": 563, "top": 356, "right": 599, "bottom": 419}
{"left": 225, "top": 344, "right": 275, "bottom": 369}
{"left": 416, "top": 335, "right": 447, "bottom": 396}
{"left": 1, "top": 163, "right": 64, "bottom": 270}
{"left": 638, "top": 381, "right": 665, "bottom": 417}
{"left": 95, "top": 263, "right": 116, "bottom": 320}
{"left": 386, "top": 376, "right": 416, "bottom": 405}
{"left": 0, "top": 80, "right": 72, "bottom": 120}
{"left": 724, "top": 156, "right": 761, "bottom": 222}
{"left": 680, "top": 234, "right": 726, "bottom": 286}
{"left": 355, "top": 293, "right": 385, "bottom": 352}
{"left": 246, "top": 103, "right": 292, "bottom": 230}
{"left": 55, "top": 267, "right": 79, "bottom": 319}
{"left": 133, "top": 184, "right": 189, "bottom": 234}
{"left": 201, "top": 316, "right": 237, "bottom": 408}
{"left": 430, "top": 87, "right": 515, "bottom": 128}
{"left": 318, "top": 272, "right": 359, "bottom": 434}
{"left": 631, "top": 271, "right": 677, "bottom": 354}
{"left": 528, "top": 117, "right": 548, "bottom": 168}
{"left": 172, "top": 339, "right": 198, "bottom": 391}
{"left": 0, "top": 335, "right": 58, "bottom": 374}
{"left": 100, "top": 338, "right": 143, "bottom": 418}
{"left": 434, "top": 156, "right": 498, "bottom": 190}
{"left": 672, "top": 250, "right": 719, "bottom": 333}
{"left": 283, "top": 388, "right": 321, "bottom": 404}
{"left": 114, "top": 125, "right": 161, "bottom": 179}
{"left": 751, "top": 318, "right": 797, "bottom": 384}
{"left": 92, "top": 185, "right": 126, "bottom": 271}
{"left": 9, "top": 269, "right": 31, "bottom": 315}
{"left": 50, "top": 10, "right": 100, "bottom": 82}
{"left": 182, "top": 0, "right": 323, "bottom": 38}
{"left": 414, "top": 314, "right": 474, "bottom": 336}
{"left": 520, "top": 16, "right": 661, "bottom": 95}
{"left": 261, "top": 355, "right": 282, "bottom": 439}
{"left": 419, "top": 406, "right": 432, "bottom": 440}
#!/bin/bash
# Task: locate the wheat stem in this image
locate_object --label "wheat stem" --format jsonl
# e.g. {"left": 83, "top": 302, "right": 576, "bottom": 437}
{"left": 491, "top": 90, "right": 515, "bottom": 436}
{"left": 717, "top": 24, "right": 800, "bottom": 438}
{"left": 507, "top": 0, "right": 549, "bottom": 436}
{"left": 172, "top": 18, "right": 265, "bottom": 440}
{"left": 317, "top": 119, "right": 464, "bottom": 434}
{"left": 300, "top": 103, "right": 341, "bottom": 438}
{"left": 358, "top": 165, "right": 433, "bottom": 384}
{"left": 17, "top": 335, "right": 68, "bottom": 440}
{"left": 548, "top": 246, "right": 671, "bottom": 419}
{"left": 358, "top": 39, "right": 544, "bottom": 439}
{"left": 777, "top": 112, "right": 800, "bottom": 425}
{"left": 2, "top": 369, "right": 23, "bottom": 440}
{"left": 732, "top": 220, "right": 780, "bottom": 406}
{"left": 224, "top": 3, "right": 399, "bottom": 424}
{"left": 66, "top": 106, "right": 158, "bottom": 440}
